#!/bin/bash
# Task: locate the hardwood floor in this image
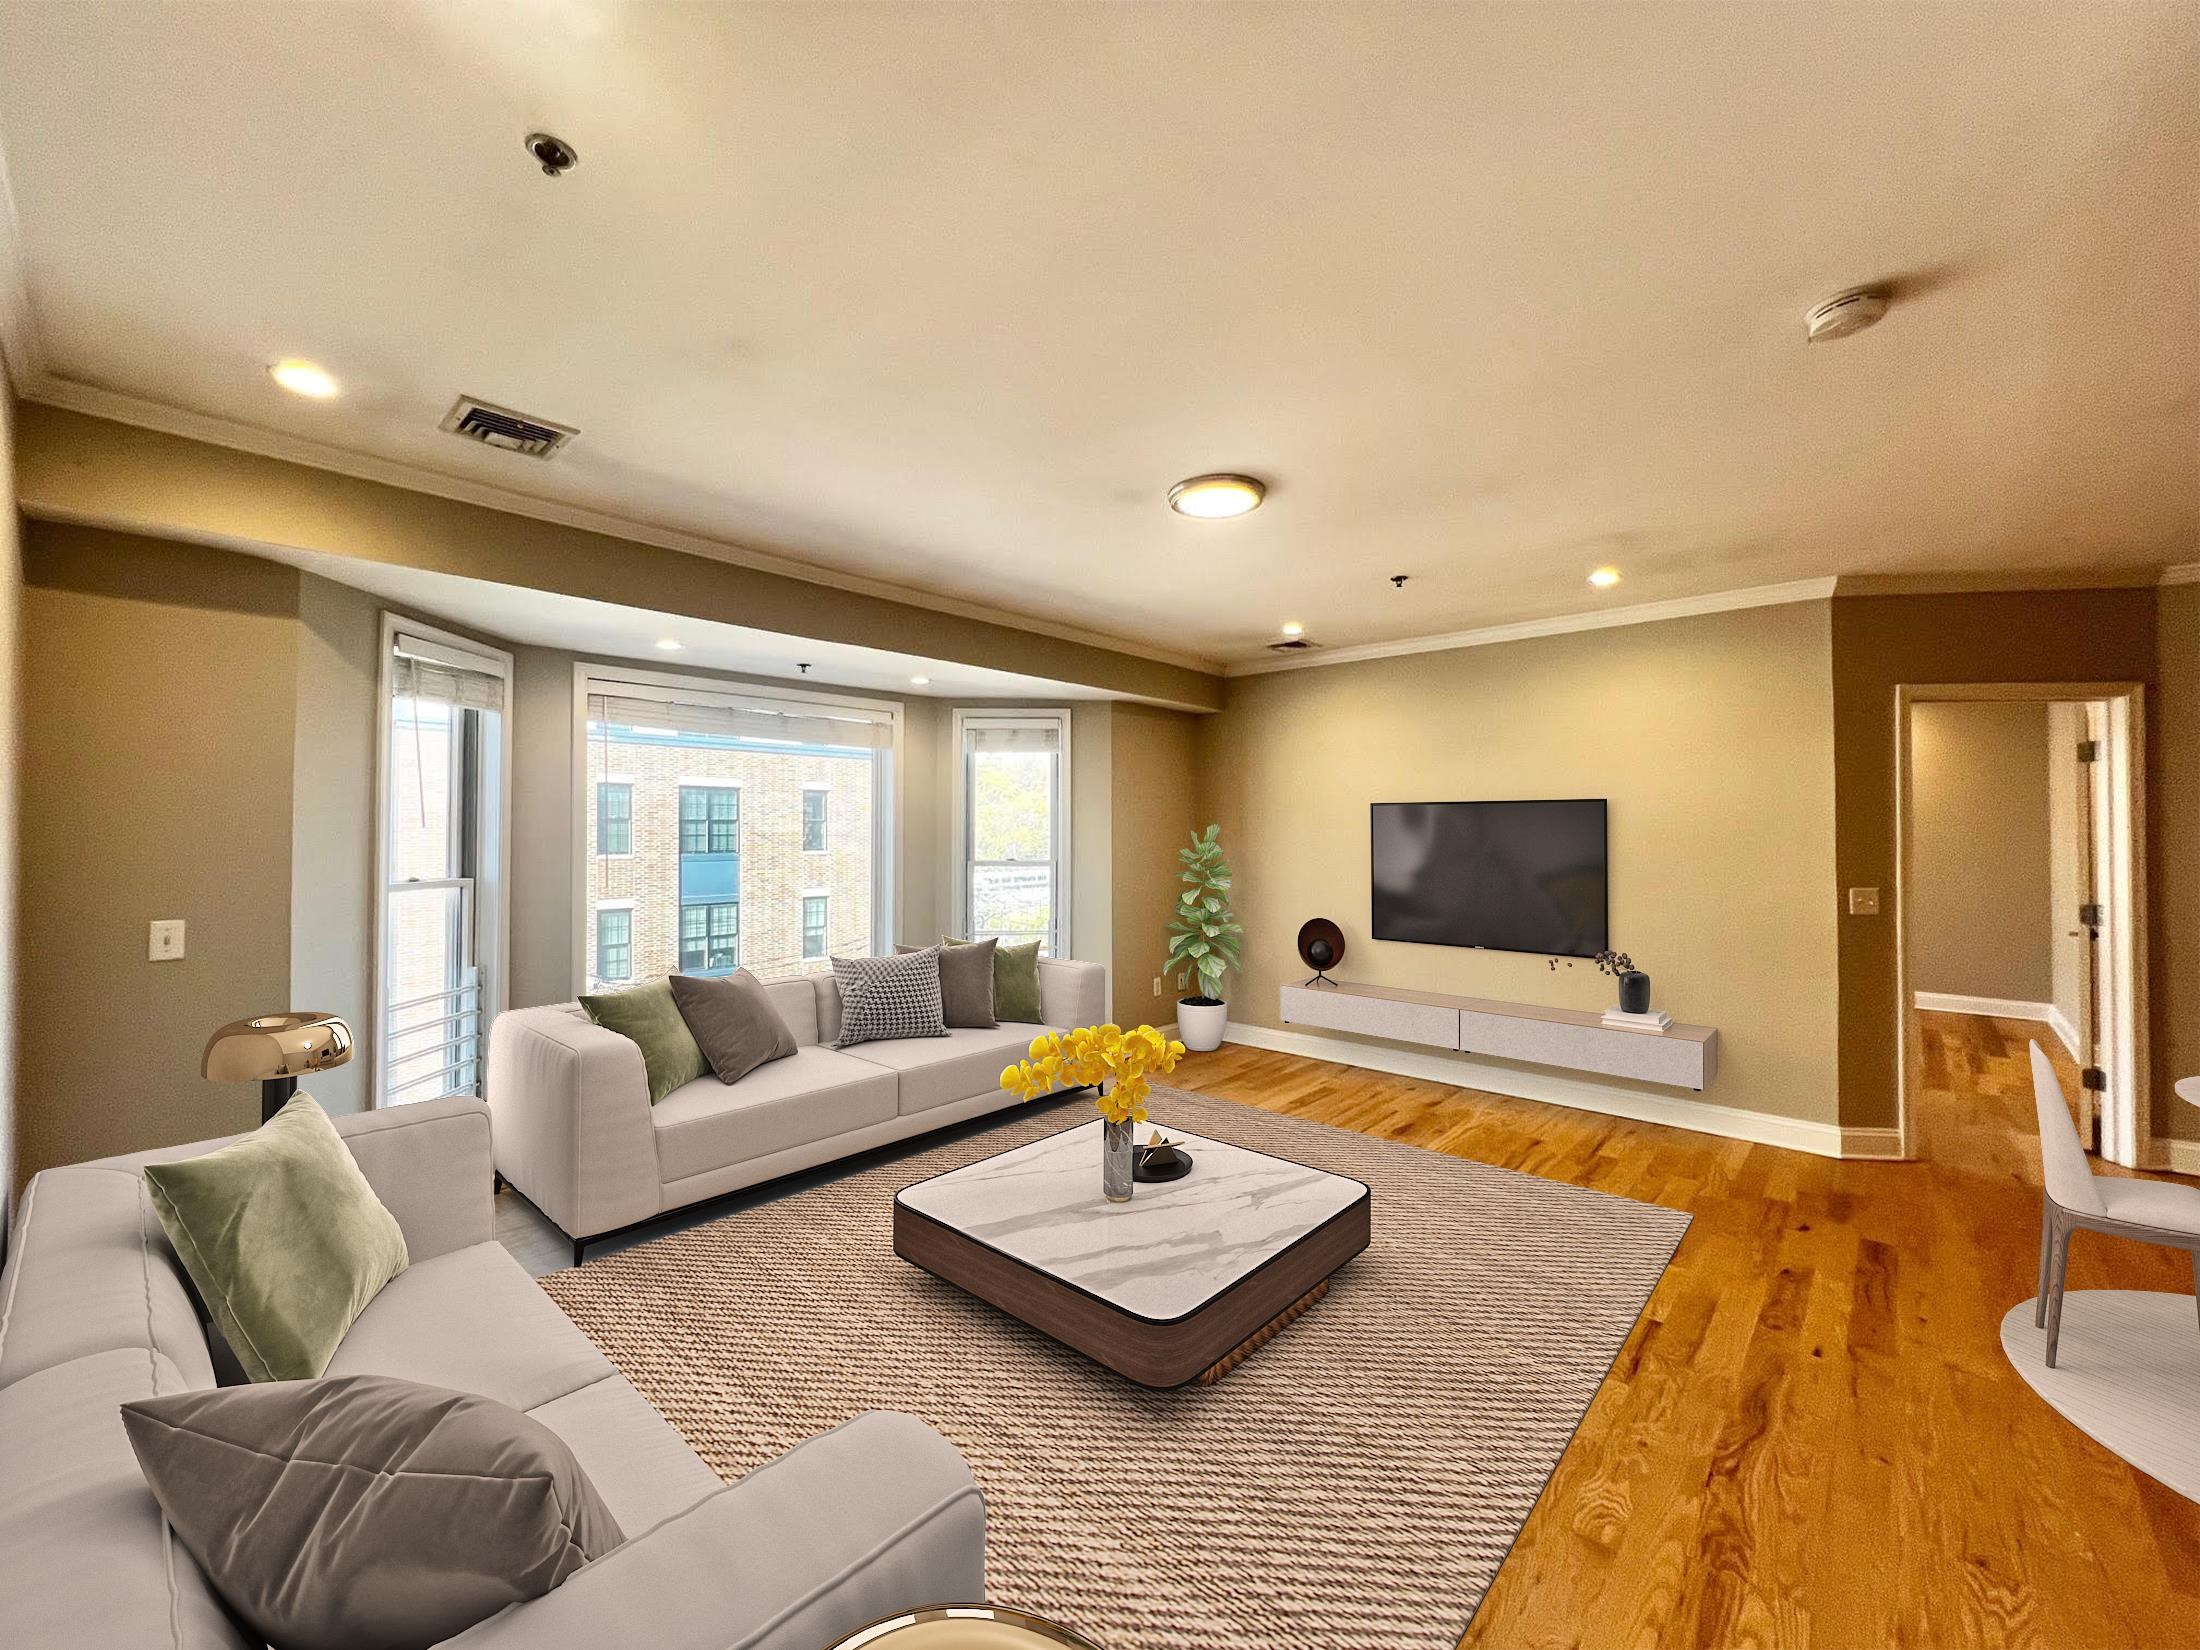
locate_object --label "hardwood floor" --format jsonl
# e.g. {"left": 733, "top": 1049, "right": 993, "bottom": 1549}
{"left": 1167, "top": 1022, "right": 2200, "bottom": 1650}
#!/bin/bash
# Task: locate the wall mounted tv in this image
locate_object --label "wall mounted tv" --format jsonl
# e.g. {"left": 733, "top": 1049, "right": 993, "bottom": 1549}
{"left": 1370, "top": 799, "right": 1608, "bottom": 958}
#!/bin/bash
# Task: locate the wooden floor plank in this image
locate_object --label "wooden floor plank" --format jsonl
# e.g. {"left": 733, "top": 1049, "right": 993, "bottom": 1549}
{"left": 1163, "top": 1013, "right": 2200, "bottom": 1649}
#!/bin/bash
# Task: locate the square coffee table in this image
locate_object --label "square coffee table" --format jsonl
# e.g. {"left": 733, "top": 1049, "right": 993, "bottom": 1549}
{"left": 893, "top": 1119, "right": 1370, "bottom": 1387}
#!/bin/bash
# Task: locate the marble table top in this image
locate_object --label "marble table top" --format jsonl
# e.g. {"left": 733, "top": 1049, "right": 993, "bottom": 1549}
{"left": 895, "top": 1119, "right": 1368, "bottom": 1323}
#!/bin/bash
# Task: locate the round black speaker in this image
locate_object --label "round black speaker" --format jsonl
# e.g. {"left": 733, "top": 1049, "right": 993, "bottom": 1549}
{"left": 1296, "top": 918, "right": 1346, "bottom": 985}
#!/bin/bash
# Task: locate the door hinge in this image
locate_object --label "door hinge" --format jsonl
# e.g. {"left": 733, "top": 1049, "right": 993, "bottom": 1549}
{"left": 2081, "top": 1066, "right": 2108, "bottom": 1092}
{"left": 2077, "top": 739, "right": 2100, "bottom": 763}
{"left": 2079, "top": 902, "right": 2104, "bottom": 927}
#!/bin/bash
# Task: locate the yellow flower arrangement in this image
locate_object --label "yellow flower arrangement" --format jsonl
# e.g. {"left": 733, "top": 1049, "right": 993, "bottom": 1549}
{"left": 999, "top": 1023, "right": 1188, "bottom": 1126}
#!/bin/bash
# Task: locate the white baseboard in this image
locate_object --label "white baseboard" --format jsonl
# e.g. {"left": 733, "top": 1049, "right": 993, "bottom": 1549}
{"left": 1219, "top": 1020, "right": 1872, "bottom": 1160}
{"left": 2044, "top": 1004, "right": 2082, "bottom": 1061}
{"left": 1913, "top": 990, "right": 2059, "bottom": 1023}
{"left": 2155, "top": 1138, "right": 2200, "bottom": 1177}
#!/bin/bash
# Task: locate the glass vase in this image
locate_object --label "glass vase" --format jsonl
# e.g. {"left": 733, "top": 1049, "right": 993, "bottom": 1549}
{"left": 1102, "top": 1116, "right": 1135, "bottom": 1203}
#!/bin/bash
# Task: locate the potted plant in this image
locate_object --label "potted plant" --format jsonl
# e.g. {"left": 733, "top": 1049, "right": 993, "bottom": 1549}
{"left": 1166, "top": 823, "right": 1242, "bottom": 1053}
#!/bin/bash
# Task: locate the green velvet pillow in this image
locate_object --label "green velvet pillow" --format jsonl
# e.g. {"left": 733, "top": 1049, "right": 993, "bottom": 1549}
{"left": 949, "top": 937, "right": 1044, "bottom": 1023}
{"left": 143, "top": 1096, "right": 409, "bottom": 1383}
{"left": 581, "top": 977, "right": 707, "bottom": 1103}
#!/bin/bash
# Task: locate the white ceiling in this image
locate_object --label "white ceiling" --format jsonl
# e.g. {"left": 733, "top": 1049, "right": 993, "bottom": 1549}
{"left": 0, "top": 1, "right": 2194, "bottom": 667}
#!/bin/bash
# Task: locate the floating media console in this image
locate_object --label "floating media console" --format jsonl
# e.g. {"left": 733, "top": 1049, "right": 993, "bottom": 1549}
{"left": 1278, "top": 980, "right": 1718, "bottom": 1091}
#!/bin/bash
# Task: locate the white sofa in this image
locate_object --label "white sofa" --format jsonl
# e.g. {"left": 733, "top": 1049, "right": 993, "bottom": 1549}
{"left": 0, "top": 1095, "right": 985, "bottom": 1649}
{"left": 489, "top": 958, "right": 1108, "bottom": 1263}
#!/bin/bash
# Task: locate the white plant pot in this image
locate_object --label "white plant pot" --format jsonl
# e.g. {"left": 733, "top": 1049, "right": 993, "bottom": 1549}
{"left": 1177, "top": 1000, "right": 1228, "bottom": 1053}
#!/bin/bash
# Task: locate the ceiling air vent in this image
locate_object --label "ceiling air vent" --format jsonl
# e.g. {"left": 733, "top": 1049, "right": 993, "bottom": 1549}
{"left": 1266, "top": 636, "right": 1321, "bottom": 653}
{"left": 439, "top": 396, "right": 577, "bottom": 459}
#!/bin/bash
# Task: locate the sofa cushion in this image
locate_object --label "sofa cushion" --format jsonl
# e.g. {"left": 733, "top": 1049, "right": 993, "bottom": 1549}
{"left": 526, "top": 1373, "right": 725, "bottom": 1537}
{"left": 652, "top": 1048, "right": 898, "bottom": 1183}
{"left": 0, "top": 1348, "right": 252, "bottom": 1650}
{"left": 143, "top": 1095, "right": 410, "bottom": 1382}
{"left": 123, "top": 1374, "right": 625, "bottom": 1650}
{"left": 766, "top": 976, "right": 822, "bottom": 1046}
{"left": 672, "top": 969, "right": 800, "bottom": 1084}
{"left": 325, "top": 1242, "right": 613, "bottom": 1413}
{"left": 581, "top": 978, "right": 708, "bottom": 1104}
{"left": 949, "top": 936, "right": 1044, "bottom": 1023}
{"left": 843, "top": 1025, "right": 1058, "bottom": 1116}
{"left": 0, "top": 1164, "right": 215, "bottom": 1392}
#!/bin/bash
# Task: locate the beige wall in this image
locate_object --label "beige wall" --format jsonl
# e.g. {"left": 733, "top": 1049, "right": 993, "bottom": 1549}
{"left": 0, "top": 390, "right": 17, "bottom": 1215}
{"left": 1908, "top": 700, "right": 2055, "bottom": 1004}
{"left": 2157, "top": 583, "right": 2200, "bottom": 1143}
{"left": 1829, "top": 590, "right": 2162, "bottom": 1131}
{"left": 18, "top": 525, "right": 301, "bottom": 1178}
{"left": 288, "top": 573, "right": 381, "bottom": 1113}
{"left": 1110, "top": 701, "right": 1202, "bottom": 1031}
{"left": 1201, "top": 601, "right": 1844, "bottom": 1126}
{"left": 2046, "top": 702, "right": 2088, "bottom": 1050}
{"left": 10, "top": 403, "right": 1223, "bottom": 712}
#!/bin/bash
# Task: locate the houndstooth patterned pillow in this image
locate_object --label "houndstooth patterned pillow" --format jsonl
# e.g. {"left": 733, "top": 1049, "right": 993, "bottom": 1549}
{"left": 831, "top": 947, "right": 949, "bottom": 1049}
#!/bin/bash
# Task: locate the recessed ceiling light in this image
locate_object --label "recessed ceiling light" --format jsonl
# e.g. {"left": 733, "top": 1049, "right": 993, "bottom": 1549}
{"left": 1588, "top": 567, "right": 1622, "bottom": 589}
{"left": 269, "top": 359, "right": 339, "bottom": 399}
{"left": 654, "top": 638, "right": 683, "bottom": 652}
{"left": 909, "top": 675, "right": 931, "bottom": 687}
{"left": 1169, "top": 474, "right": 1265, "bottom": 519}
{"left": 1280, "top": 621, "right": 1304, "bottom": 638}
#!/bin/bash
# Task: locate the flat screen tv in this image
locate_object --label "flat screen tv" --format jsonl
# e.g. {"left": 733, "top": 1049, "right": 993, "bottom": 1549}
{"left": 1370, "top": 800, "right": 1608, "bottom": 957}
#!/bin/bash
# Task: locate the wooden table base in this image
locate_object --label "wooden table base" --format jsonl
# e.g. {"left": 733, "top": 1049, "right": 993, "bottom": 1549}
{"left": 1197, "top": 1280, "right": 1328, "bottom": 1384}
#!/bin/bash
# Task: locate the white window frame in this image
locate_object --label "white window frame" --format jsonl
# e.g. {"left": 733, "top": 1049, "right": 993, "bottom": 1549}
{"left": 800, "top": 887, "right": 831, "bottom": 960}
{"left": 593, "top": 774, "right": 636, "bottom": 859}
{"left": 801, "top": 782, "right": 831, "bottom": 855}
{"left": 373, "top": 616, "right": 513, "bottom": 1109}
{"left": 951, "top": 708, "right": 1072, "bottom": 957}
{"left": 592, "top": 899, "right": 636, "bottom": 983}
{"left": 570, "top": 664, "right": 900, "bottom": 993}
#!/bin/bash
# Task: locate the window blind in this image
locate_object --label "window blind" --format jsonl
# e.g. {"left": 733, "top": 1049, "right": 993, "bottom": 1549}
{"left": 392, "top": 640, "right": 505, "bottom": 712}
{"left": 963, "top": 722, "right": 1062, "bottom": 756}
{"left": 587, "top": 691, "right": 892, "bottom": 752}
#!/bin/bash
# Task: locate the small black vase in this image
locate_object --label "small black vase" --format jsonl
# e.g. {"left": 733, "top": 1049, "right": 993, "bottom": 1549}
{"left": 1619, "top": 970, "right": 1652, "bottom": 1015}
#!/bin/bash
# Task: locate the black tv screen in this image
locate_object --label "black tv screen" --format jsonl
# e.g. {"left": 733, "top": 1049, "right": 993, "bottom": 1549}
{"left": 1371, "top": 800, "right": 1608, "bottom": 957}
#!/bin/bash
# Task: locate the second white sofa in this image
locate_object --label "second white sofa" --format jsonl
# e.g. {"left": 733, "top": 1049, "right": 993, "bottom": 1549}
{"left": 488, "top": 958, "right": 1107, "bottom": 1262}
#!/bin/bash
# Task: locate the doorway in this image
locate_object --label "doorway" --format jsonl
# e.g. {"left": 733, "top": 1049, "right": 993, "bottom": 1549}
{"left": 1895, "top": 684, "right": 2147, "bottom": 1167}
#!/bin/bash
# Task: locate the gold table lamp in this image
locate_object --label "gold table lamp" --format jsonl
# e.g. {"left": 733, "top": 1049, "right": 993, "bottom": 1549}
{"left": 204, "top": 1013, "right": 354, "bottom": 1123}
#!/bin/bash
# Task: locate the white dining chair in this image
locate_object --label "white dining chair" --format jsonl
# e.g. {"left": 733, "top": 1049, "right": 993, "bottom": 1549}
{"left": 2031, "top": 1041, "right": 2200, "bottom": 1366}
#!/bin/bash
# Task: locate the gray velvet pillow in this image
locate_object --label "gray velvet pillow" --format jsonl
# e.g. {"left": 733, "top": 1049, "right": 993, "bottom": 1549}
{"left": 121, "top": 1375, "right": 624, "bottom": 1650}
{"left": 898, "top": 937, "right": 997, "bottom": 1029}
{"left": 671, "top": 969, "right": 799, "bottom": 1083}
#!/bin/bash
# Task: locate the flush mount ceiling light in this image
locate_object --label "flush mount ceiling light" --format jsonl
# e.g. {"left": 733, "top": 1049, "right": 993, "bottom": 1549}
{"left": 1804, "top": 286, "right": 1890, "bottom": 343}
{"left": 269, "top": 359, "right": 339, "bottom": 399}
{"left": 1588, "top": 566, "right": 1622, "bottom": 589}
{"left": 909, "top": 675, "right": 930, "bottom": 686}
{"left": 1279, "top": 621, "right": 1304, "bottom": 638}
{"left": 1169, "top": 474, "right": 1265, "bottom": 519}
{"left": 654, "top": 638, "right": 683, "bottom": 652}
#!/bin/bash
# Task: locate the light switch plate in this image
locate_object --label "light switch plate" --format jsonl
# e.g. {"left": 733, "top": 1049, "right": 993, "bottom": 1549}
{"left": 1846, "top": 887, "right": 1881, "bottom": 916}
{"left": 1152, "top": 977, "right": 1166, "bottom": 998}
{"left": 149, "top": 919, "right": 186, "bottom": 961}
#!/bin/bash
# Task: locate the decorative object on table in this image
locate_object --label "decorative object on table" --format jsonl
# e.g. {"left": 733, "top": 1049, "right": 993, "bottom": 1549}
{"left": 121, "top": 1373, "right": 624, "bottom": 1650}
{"left": 1134, "top": 1128, "right": 1194, "bottom": 1183}
{"left": 1166, "top": 823, "right": 1242, "bottom": 1051}
{"left": 827, "top": 1603, "right": 1105, "bottom": 1649}
{"left": 202, "top": 1011, "right": 354, "bottom": 1124}
{"left": 1593, "top": 947, "right": 1656, "bottom": 1013}
{"left": 141, "top": 1095, "right": 409, "bottom": 1381}
{"left": 1000, "top": 1023, "right": 1186, "bottom": 1201}
{"left": 1296, "top": 916, "right": 1345, "bottom": 988}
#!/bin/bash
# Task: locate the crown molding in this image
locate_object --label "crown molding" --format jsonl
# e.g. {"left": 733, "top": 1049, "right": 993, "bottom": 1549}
{"left": 2161, "top": 564, "right": 2200, "bottom": 586}
{"left": 1832, "top": 568, "right": 2163, "bottom": 595}
{"left": 1223, "top": 577, "right": 1841, "bottom": 677}
{"left": 14, "top": 374, "right": 1225, "bottom": 679}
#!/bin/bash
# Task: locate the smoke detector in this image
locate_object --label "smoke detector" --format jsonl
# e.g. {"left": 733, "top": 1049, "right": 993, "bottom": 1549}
{"left": 1266, "top": 635, "right": 1321, "bottom": 653}
{"left": 1805, "top": 287, "right": 1889, "bottom": 343}
{"left": 440, "top": 397, "right": 577, "bottom": 458}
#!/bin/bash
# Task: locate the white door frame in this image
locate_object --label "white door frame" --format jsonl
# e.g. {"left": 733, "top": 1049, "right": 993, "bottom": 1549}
{"left": 1893, "top": 682, "right": 2148, "bottom": 1165}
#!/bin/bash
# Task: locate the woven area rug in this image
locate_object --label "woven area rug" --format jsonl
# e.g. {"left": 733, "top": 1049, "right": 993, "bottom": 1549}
{"left": 540, "top": 1086, "right": 1690, "bottom": 1649}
